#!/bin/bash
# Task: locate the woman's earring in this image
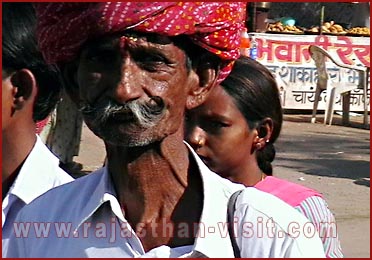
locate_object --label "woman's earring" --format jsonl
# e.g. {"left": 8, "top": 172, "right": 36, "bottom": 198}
{"left": 196, "top": 138, "right": 205, "bottom": 149}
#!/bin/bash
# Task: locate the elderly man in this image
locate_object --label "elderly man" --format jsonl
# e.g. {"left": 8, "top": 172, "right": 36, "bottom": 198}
{"left": 6, "top": 2, "right": 325, "bottom": 258}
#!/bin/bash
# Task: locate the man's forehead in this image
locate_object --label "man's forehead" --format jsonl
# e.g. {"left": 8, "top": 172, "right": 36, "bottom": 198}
{"left": 85, "top": 31, "right": 174, "bottom": 48}
{"left": 123, "top": 31, "right": 173, "bottom": 45}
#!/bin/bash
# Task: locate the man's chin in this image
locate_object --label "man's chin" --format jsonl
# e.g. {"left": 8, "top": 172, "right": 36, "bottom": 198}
{"left": 104, "top": 138, "right": 153, "bottom": 148}
{"left": 94, "top": 128, "right": 156, "bottom": 148}
{"left": 86, "top": 120, "right": 171, "bottom": 148}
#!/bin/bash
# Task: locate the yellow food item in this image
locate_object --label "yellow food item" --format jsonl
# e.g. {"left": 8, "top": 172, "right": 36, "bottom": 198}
{"left": 332, "top": 24, "right": 343, "bottom": 32}
{"left": 320, "top": 22, "right": 346, "bottom": 34}
{"left": 348, "top": 27, "right": 370, "bottom": 35}
{"left": 267, "top": 22, "right": 303, "bottom": 33}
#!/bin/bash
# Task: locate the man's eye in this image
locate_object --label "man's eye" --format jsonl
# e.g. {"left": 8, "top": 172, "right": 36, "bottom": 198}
{"left": 209, "top": 121, "right": 228, "bottom": 128}
{"left": 134, "top": 53, "right": 169, "bottom": 71}
{"left": 143, "top": 54, "right": 166, "bottom": 63}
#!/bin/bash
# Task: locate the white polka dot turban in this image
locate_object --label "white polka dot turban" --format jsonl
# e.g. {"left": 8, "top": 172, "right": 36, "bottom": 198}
{"left": 34, "top": 2, "right": 246, "bottom": 82}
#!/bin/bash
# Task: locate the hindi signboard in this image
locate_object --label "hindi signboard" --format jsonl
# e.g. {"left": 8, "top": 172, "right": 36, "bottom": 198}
{"left": 250, "top": 33, "right": 370, "bottom": 111}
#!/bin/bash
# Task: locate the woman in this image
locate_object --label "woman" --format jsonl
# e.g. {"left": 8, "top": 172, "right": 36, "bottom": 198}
{"left": 185, "top": 56, "right": 343, "bottom": 258}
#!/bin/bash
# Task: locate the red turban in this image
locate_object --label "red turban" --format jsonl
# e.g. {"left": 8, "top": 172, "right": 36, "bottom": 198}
{"left": 34, "top": 2, "right": 246, "bottom": 82}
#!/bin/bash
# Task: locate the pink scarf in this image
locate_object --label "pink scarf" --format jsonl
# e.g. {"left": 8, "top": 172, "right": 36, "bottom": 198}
{"left": 254, "top": 176, "right": 323, "bottom": 207}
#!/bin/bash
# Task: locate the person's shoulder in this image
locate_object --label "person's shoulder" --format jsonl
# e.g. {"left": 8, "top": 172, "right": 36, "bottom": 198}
{"left": 255, "top": 176, "right": 323, "bottom": 207}
{"left": 261, "top": 176, "right": 319, "bottom": 192}
{"left": 296, "top": 195, "right": 335, "bottom": 221}
{"left": 55, "top": 167, "right": 75, "bottom": 183}
{"left": 185, "top": 141, "right": 244, "bottom": 196}
{"left": 38, "top": 167, "right": 104, "bottom": 204}
{"left": 236, "top": 187, "right": 312, "bottom": 227}
{"left": 200, "top": 164, "right": 245, "bottom": 199}
{"left": 16, "top": 168, "right": 104, "bottom": 222}
{"left": 12, "top": 137, "right": 74, "bottom": 203}
{"left": 236, "top": 187, "right": 288, "bottom": 208}
{"left": 235, "top": 187, "right": 326, "bottom": 257}
{"left": 27, "top": 136, "right": 73, "bottom": 181}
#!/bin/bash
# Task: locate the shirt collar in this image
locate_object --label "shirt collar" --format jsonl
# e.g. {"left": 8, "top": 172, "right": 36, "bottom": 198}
{"left": 9, "top": 136, "right": 72, "bottom": 204}
{"left": 74, "top": 141, "right": 244, "bottom": 257}
{"left": 73, "top": 167, "right": 122, "bottom": 232}
{"left": 185, "top": 141, "right": 244, "bottom": 258}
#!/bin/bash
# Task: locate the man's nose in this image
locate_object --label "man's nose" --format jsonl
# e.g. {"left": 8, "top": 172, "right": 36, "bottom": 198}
{"left": 112, "top": 57, "right": 143, "bottom": 103}
{"left": 186, "top": 127, "right": 206, "bottom": 151}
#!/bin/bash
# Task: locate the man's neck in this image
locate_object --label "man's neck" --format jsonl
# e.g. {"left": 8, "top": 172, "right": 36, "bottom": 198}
{"left": 105, "top": 128, "right": 203, "bottom": 251}
{"left": 2, "top": 122, "right": 37, "bottom": 197}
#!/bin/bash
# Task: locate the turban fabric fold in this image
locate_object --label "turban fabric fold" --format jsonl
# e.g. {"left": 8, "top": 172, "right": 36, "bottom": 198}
{"left": 34, "top": 2, "right": 246, "bottom": 82}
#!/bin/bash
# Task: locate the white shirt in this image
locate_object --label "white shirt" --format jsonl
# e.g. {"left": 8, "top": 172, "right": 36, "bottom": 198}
{"left": 5, "top": 143, "right": 325, "bottom": 258}
{"left": 2, "top": 136, "right": 73, "bottom": 256}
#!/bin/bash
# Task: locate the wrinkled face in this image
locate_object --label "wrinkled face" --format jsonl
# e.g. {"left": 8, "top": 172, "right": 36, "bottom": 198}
{"left": 75, "top": 33, "right": 194, "bottom": 147}
{"left": 185, "top": 85, "right": 256, "bottom": 178}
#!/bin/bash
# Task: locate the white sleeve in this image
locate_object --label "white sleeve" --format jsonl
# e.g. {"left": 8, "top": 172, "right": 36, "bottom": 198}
{"left": 295, "top": 196, "right": 343, "bottom": 257}
{"left": 233, "top": 188, "right": 326, "bottom": 258}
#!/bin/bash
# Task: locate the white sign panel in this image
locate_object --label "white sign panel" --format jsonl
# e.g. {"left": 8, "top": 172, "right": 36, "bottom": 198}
{"left": 250, "top": 33, "right": 370, "bottom": 111}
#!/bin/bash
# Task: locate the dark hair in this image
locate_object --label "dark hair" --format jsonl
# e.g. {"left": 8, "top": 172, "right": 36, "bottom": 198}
{"left": 220, "top": 56, "right": 283, "bottom": 175}
{"left": 172, "top": 35, "right": 222, "bottom": 74}
{"left": 2, "top": 2, "right": 62, "bottom": 122}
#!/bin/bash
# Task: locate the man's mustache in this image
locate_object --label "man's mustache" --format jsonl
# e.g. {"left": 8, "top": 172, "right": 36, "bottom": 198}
{"left": 79, "top": 96, "right": 166, "bottom": 128}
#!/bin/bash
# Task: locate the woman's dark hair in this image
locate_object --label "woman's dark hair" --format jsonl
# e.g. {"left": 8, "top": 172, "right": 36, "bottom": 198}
{"left": 2, "top": 2, "right": 62, "bottom": 122}
{"left": 220, "top": 56, "right": 283, "bottom": 175}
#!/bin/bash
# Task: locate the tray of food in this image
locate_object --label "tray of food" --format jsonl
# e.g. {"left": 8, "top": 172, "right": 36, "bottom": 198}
{"left": 346, "top": 27, "right": 370, "bottom": 37}
{"left": 306, "top": 21, "right": 347, "bottom": 36}
{"left": 266, "top": 22, "right": 304, "bottom": 34}
{"left": 304, "top": 29, "right": 321, "bottom": 35}
{"left": 323, "top": 31, "right": 348, "bottom": 36}
{"left": 266, "top": 30, "right": 304, "bottom": 35}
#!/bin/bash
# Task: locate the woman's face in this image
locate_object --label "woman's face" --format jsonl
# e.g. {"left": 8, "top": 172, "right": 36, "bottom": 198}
{"left": 185, "top": 85, "right": 257, "bottom": 179}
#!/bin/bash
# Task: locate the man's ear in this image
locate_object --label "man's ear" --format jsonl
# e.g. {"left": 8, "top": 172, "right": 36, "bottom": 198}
{"left": 10, "top": 69, "right": 37, "bottom": 111}
{"left": 61, "top": 61, "right": 80, "bottom": 105}
{"left": 186, "top": 67, "right": 218, "bottom": 110}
